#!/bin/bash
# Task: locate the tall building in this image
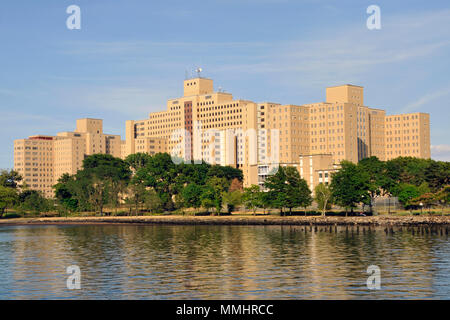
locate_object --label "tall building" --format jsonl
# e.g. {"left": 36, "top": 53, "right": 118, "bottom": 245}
{"left": 385, "top": 113, "right": 430, "bottom": 160}
{"left": 13, "top": 77, "right": 431, "bottom": 197}
{"left": 122, "top": 77, "right": 431, "bottom": 190}
{"left": 13, "top": 119, "right": 122, "bottom": 197}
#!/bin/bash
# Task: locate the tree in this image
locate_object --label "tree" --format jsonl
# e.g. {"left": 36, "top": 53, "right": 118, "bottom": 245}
{"left": 284, "top": 167, "right": 312, "bottom": 215}
{"left": 229, "top": 178, "right": 243, "bottom": 192}
{"left": 0, "top": 170, "right": 22, "bottom": 189}
{"left": 54, "top": 173, "right": 79, "bottom": 213}
{"left": 182, "top": 183, "right": 203, "bottom": 211}
{"left": 264, "top": 166, "right": 289, "bottom": 215}
{"left": 205, "top": 177, "right": 228, "bottom": 215}
{"left": 0, "top": 186, "right": 18, "bottom": 217}
{"left": 410, "top": 193, "right": 436, "bottom": 213}
{"left": 417, "top": 182, "right": 431, "bottom": 195}
{"left": 435, "top": 185, "right": 450, "bottom": 215}
{"left": 207, "top": 165, "right": 243, "bottom": 185}
{"left": 358, "top": 156, "right": 391, "bottom": 214}
{"left": 125, "top": 153, "right": 152, "bottom": 171}
{"left": 126, "top": 178, "right": 147, "bottom": 215}
{"left": 137, "top": 153, "right": 179, "bottom": 210}
{"left": 242, "top": 185, "right": 262, "bottom": 215}
{"left": 222, "top": 190, "right": 242, "bottom": 214}
{"left": 385, "top": 157, "right": 450, "bottom": 193}
{"left": 78, "top": 154, "right": 131, "bottom": 215}
{"left": 394, "top": 183, "right": 420, "bottom": 209}
{"left": 314, "top": 183, "right": 333, "bottom": 216}
{"left": 330, "top": 161, "right": 370, "bottom": 216}
{"left": 18, "top": 190, "right": 51, "bottom": 215}
{"left": 258, "top": 191, "right": 271, "bottom": 215}
{"left": 200, "top": 185, "right": 216, "bottom": 214}
{"left": 144, "top": 189, "right": 164, "bottom": 213}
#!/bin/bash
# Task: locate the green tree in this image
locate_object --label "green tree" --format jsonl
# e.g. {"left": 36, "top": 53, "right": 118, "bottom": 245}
{"left": 435, "top": 185, "right": 450, "bottom": 215}
{"left": 0, "top": 186, "right": 18, "bottom": 217}
{"left": 358, "top": 156, "right": 392, "bottom": 213}
{"left": 79, "top": 154, "right": 131, "bottom": 215}
{"left": 125, "top": 153, "right": 152, "bottom": 171}
{"left": 54, "top": 173, "right": 78, "bottom": 213}
{"left": 126, "top": 179, "right": 147, "bottom": 215}
{"left": 205, "top": 177, "right": 228, "bottom": 214}
{"left": 284, "top": 167, "right": 312, "bottom": 215}
{"left": 0, "top": 170, "right": 22, "bottom": 189}
{"left": 330, "top": 161, "right": 370, "bottom": 216}
{"left": 138, "top": 153, "right": 178, "bottom": 210}
{"left": 18, "top": 190, "right": 50, "bottom": 215}
{"left": 200, "top": 185, "right": 216, "bottom": 214}
{"left": 144, "top": 189, "right": 164, "bottom": 213}
{"left": 222, "top": 190, "right": 242, "bottom": 214}
{"left": 264, "top": 167, "right": 289, "bottom": 215}
{"left": 394, "top": 183, "right": 420, "bottom": 208}
{"left": 410, "top": 193, "right": 436, "bottom": 213}
{"left": 182, "top": 183, "right": 203, "bottom": 210}
{"left": 242, "top": 185, "right": 262, "bottom": 215}
{"left": 314, "top": 183, "right": 333, "bottom": 216}
{"left": 417, "top": 182, "right": 431, "bottom": 195}
{"left": 207, "top": 165, "right": 243, "bottom": 185}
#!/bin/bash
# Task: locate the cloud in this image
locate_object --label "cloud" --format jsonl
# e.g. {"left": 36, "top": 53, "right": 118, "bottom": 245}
{"left": 431, "top": 144, "right": 450, "bottom": 161}
{"left": 402, "top": 87, "right": 450, "bottom": 113}
{"left": 214, "top": 9, "right": 450, "bottom": 88}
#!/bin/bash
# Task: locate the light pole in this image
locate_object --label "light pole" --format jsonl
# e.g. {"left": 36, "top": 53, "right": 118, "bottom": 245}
{"left": 420, "top": 202, "right": 423, "bottom": 215}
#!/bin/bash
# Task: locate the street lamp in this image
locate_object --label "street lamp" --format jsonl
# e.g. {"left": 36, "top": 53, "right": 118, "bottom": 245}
{"left": 420, "top": 202, "right": 423, "bottom": 215}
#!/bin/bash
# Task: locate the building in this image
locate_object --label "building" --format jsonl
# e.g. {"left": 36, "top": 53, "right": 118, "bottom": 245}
{"left": 385, "top": 113, "right": 430, "bottom": 160}
{"left": 14, "top": 77, "right": 431, "bottom": 197}
{"left": 122, "top": 77, "right": 431, "bottom": 190}
{"left": 13, "top": 118, "right": 122, "bottom": 197}
{"left": 298, "top": 154, "right": 340, "bottom": 192}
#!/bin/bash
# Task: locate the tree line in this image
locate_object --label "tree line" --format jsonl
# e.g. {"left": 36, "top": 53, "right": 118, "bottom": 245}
{"left": 53, "top": 153, "right": 244, "bottom": 215}
{"left": 328, "top": 156, "right": 450, "bottom": 214}
{"left": 0, "top": 154, "right": 448, "bottom": 218}
{"left": 0, "top": 170, "right": 53, "bottom": 217}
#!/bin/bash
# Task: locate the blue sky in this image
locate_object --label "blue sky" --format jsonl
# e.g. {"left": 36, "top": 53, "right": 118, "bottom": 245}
{"left": 1, "top": 0, "right": 450, "bottom": 169}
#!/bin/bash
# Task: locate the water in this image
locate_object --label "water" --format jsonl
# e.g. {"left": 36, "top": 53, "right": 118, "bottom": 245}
{"left": 0, "top": 224, "right": 449, "bottom": 299}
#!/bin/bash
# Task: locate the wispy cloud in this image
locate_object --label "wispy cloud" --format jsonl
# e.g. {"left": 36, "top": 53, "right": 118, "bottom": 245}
{"left": 402, "top": 87, "right": 450, "bottom": 113}
{"left": 213, "top": 9, "right": 450, "bottom": 89}
{"left": 431, "top": 144, "right": 450, "bottom": 161}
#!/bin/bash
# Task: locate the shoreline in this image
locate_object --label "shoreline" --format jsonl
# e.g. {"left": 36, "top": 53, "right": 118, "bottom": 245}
{"left": 1, "top": 215, "right": 450, "bottom": 227}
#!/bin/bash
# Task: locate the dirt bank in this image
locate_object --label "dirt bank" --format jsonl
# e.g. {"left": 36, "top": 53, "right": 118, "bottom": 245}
{"left": 0, "top": 214, "right": 449, "bottom": 227}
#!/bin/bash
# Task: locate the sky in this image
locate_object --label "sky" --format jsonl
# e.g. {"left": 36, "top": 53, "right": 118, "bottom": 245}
{"left": 1, "top": 0, "right": 449, "bottom": 169}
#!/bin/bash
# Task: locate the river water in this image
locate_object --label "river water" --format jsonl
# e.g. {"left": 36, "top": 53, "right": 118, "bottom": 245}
{"left": 0, "top": 224, "right": 449, "bottom": 299}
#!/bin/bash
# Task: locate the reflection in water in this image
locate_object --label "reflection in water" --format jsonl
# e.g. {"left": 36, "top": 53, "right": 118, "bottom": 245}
{"left": 0, "top": 225, "right": 448, "bottom": 299}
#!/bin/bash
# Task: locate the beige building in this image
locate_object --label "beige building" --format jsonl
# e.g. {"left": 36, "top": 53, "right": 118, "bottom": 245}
{"left": 14, "top": 118, "right": 122, "bottom": 197}
{"left": 385, "top": 113, "right": 430, "bottom": 160}
{"left": 13, "top": 77, "right": 431, "bottom": 197}
{"left": 298, "top": 154, "right": 340, "bottom": 191}
{"left": 122, "top": 77, "right": 430, "bottom": 190}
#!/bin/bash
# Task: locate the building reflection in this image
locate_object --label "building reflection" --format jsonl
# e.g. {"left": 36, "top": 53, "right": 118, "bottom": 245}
{"left": 3, "top": 225, "right": 448, "bottom": 299}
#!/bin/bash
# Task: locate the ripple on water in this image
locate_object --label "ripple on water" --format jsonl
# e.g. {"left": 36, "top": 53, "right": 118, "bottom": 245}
{"left": 0, "top": 224, "right": 448, "bottom": 299}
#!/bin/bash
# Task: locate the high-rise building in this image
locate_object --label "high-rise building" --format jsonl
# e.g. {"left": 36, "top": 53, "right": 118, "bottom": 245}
{"left": 14, "top": 77, "right": 431, "bottom": 197}
{"left": 122, "top": 77, "right": 431, "bottom": 190}
{"left": 13, "top": 118, "right": 122, "bottom": 197}
{"left": 385, "top": 113, "right": 430, "bottom": 160}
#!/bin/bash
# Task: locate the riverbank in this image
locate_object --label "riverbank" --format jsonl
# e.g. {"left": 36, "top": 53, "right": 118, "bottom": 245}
{"left": 1, "top": 214, "right": 450, "bottom": 226}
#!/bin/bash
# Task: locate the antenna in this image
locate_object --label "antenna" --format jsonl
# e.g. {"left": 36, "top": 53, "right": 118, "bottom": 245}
{"left": 195, "top": 67, "right": 203, "bottom": 78}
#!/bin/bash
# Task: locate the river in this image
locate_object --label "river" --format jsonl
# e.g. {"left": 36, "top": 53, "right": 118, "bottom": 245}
{"left": 0, "top": 224, "right": 448, "bottom": 299}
